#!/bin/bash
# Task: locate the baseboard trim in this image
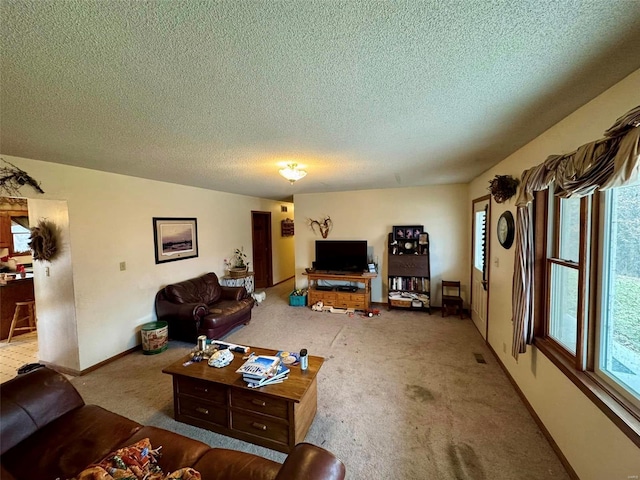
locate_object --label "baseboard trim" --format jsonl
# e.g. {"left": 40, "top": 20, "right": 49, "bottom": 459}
{"left": 485, "top": 342, "right": 578, "bottom": 480}
{"left": 41, "top": 344, "right": 142, "bottom": 377}
{"left": 272, "top": 275, "right": 294, "bottom": 287}
{"left": 39, "top": 361, "right": 81, "bottom": 377}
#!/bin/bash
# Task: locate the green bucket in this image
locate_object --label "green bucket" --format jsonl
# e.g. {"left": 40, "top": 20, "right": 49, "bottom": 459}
{"left": 141, "top": 321, "right": 168, "bottom": 355}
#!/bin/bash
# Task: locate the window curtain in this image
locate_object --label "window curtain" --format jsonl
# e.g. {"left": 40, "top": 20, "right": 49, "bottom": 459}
{"left": 511, "top": 106, "right": 640, "bottom": 358}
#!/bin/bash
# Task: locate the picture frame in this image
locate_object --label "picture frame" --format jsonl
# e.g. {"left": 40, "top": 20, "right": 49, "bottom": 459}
{"left": 153, "top": 217, "right": 198, "bottom": 264}
{"left": 393, "top": 225, "right": 423, "bottom": 242}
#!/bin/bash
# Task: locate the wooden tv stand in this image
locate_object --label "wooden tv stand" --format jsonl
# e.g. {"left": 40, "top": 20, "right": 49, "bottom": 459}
{"left": 305, "top": 271, "right": 376, "bottom": 311}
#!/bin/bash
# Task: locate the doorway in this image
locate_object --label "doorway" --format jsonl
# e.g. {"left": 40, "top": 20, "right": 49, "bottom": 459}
{"left": 0, "top": 197, "right": 36, "bottom": 339}
{"left": 251, "top": 211, "right": 273, "bottom": 289}
{"left": 0, "top": 197, "right": 38, "bottom": 380}
{"left": 471, "top": 195, "right": 490, "bottom": 340}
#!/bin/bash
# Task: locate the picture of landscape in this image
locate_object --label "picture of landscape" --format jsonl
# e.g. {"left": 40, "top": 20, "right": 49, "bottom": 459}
{"left": 161, "top": 223, "right": 193, "bottom": 254}
{"left": 153, "top": 217, "right": 198, "bottom": 264}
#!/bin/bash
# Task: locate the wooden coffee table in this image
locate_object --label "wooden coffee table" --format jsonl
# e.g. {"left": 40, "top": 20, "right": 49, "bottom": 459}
{"left": 162, "top": 346, "right": 324, "bottom": 453}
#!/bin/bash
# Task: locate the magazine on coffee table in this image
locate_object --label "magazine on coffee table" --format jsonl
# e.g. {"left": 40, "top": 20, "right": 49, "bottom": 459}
{"left": 236, "top": 355, "right": 280, "bottom": 380}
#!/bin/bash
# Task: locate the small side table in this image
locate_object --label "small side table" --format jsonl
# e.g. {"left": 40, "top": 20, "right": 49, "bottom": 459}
{"left": 220, "top": 272, "right": 255, "bottom": 294}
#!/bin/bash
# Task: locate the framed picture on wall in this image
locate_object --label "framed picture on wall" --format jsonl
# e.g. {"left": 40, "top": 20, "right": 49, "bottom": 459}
{"left": 393, "top": 225, "right": 423, "bottom": 242}
{"left": 153, "top": 217, "right": 198, "bottom": 264}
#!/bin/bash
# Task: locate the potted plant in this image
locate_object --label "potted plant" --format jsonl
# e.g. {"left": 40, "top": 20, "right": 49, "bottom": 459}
{"left": 225, "top": 247, "right": 249, "bottom": 277}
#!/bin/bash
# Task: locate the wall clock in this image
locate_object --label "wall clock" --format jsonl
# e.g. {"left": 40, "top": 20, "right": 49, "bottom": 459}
{"left": 497, "top": 211, "right": 515, "bottom": 249}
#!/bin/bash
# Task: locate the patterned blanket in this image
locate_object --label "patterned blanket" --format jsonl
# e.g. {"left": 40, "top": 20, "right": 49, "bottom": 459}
{"left": 68, "top": 438, "right": 201, "bottom": 480}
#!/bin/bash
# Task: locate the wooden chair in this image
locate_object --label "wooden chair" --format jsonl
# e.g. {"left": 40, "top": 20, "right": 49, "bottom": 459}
{"left": 441, "top": 281, "right": 463, "bottom": 318}
{"left": 7, "top": 301, "right": 37, "bottom": 342}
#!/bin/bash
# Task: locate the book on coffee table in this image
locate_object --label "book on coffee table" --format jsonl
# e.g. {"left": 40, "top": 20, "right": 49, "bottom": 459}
{"left": 236, "top": 355, "right": 280, "bottom": 380}
{"left": 245, "top": 363, "right": 291, "bottom": 387}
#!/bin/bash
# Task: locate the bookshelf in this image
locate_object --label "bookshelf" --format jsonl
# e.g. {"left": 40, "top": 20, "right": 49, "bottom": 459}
{"left": 387, "top": 231, "right": 430, "bottom": 312}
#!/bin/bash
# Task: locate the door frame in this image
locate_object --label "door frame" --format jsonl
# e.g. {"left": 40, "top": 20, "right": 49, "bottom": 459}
{"left": 251, "top": 211, "right": 273, "bottom": 288}
{"left": 470, "top": 195, "right": 491, "bottom": 340}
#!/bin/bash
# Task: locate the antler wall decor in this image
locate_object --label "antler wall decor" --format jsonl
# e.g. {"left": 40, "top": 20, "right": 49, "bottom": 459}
{"left": 308, "top": 216, "right": 333, "bottom": 238}
{"left": 0, "top": 158, "right": 45, "bottom": 196}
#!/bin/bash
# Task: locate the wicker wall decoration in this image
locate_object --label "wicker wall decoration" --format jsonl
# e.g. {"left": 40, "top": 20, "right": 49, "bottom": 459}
{"left": 488, "top": 175, "right": 520, "bottom": 203}
{"left": 29, "top": 219, "right": 59, "bottom": 261}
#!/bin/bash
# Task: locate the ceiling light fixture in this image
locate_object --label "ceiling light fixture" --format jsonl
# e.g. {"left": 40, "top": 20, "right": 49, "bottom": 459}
{"left": 279, "top": 163, "right": 307, "bottom": 184}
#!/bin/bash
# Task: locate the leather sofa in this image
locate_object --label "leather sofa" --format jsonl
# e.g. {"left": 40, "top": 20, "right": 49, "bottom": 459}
{"left": 0, "top": 366, "right": 346, "bottom": 480}
{"left": 155, "top": 272, "right": 254, "bottom": 342}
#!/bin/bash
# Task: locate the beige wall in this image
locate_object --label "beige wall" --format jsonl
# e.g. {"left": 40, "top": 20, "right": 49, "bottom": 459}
{"left": 293, "top": 184, "right": 469, "bottom": 306}
{"left": 469, "top": 69, "right": 640, "bottom": 478}
{"left": 3, "top": 156, "right": 294, "bottom": 371}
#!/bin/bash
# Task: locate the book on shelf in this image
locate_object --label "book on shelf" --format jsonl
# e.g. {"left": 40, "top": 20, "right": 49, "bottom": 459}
{"left": 388, "top": 291, "right": 429, "bottom": 302}
{"left": 389, "top": 276, "right": 430, "bottom": 292}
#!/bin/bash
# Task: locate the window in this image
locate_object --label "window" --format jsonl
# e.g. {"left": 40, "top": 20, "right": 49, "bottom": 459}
{"left": 547, "top": 196, "right": 585, "bottom": 356}
{"left": 11, "top": 218, "right": 30, "bottom": 254}
{"left": 474, "top": 210, "right": 486, "bottom": 272}
{"left": 596, "top": 184, "right": 640, "bottom": 407}
{"left": 548, "top": 262, "right": 579, "bottom": 354}
{"left": 535, "top": 182, "right": 640, "bottom": 443}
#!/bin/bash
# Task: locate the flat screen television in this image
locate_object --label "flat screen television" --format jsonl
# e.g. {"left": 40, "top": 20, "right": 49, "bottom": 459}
{"left": 314, "top": 240, "right": 368, "bottom": 273}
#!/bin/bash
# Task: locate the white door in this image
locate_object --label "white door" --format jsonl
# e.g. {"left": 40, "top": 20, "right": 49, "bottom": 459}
{"left": 471, "top": 197, "right": 490, "bottom": 339}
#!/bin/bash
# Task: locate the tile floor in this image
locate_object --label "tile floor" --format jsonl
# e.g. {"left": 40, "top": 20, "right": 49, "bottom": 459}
{"left": 0, "top": 331, "right": 38, "bottom": 383}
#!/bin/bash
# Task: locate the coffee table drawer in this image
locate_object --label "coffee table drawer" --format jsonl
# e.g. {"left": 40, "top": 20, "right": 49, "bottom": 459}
{"left": 177, "top": 396, "right": 227, "bottom": 426}
{"left": 177, "top": 377, "right": 226, "bottom": 404}
{"left": 232, "top": 410, "right": 289, "bottom": 444}
{"left": 231, "top": 389, "right": 289, "bottom": 419}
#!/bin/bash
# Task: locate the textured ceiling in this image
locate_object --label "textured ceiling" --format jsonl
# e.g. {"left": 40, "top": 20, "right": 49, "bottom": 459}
{"left": 2, "top": 1, "right": 640, "bottom": 201}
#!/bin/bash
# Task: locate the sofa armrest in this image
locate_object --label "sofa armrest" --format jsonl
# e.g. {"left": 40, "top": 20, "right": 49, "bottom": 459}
{"left": 157, "top": 300, "right": 207, "bottom": 324}
{"left": 0, "top": 367, "right": 84, "bottom": 455}
{"left": 275, "top": 443, "right": 346, "bottom": 480}
{"left": 220, "top": 286, "right": 247, "bottom": 301}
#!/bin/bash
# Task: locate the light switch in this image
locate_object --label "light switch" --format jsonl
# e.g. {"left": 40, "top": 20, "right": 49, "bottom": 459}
{"left": 119, "top": 261, "right": 126, "bottom": 271}
{"left": 45, "top": 267, "right": 50, "bottom": 277}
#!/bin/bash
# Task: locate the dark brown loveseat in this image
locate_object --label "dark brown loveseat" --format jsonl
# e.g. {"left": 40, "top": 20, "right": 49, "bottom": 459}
{"left": 155, "top": 272, "right": 254, "bottom": 342}
{"left": 0, "top": 366, "right": 346, "bottom": 480}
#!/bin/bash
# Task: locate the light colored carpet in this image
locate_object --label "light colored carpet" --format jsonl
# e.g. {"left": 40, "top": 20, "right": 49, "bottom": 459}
{"left": 71, "top": 279, "right": 569, "bottom": 480}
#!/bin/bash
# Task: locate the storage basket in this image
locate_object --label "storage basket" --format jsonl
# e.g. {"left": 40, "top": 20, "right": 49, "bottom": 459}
{"left": 389, "top": 298, "right": 412, "bottom": 308}
{"left": 141, "top": 321, "right": 168, "bottom": 355}
{"left": 228, "top": 267, "right": 248, "bottom": 277}
{"left": 289, "top": 292, "right": 307, "bottom": 307}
